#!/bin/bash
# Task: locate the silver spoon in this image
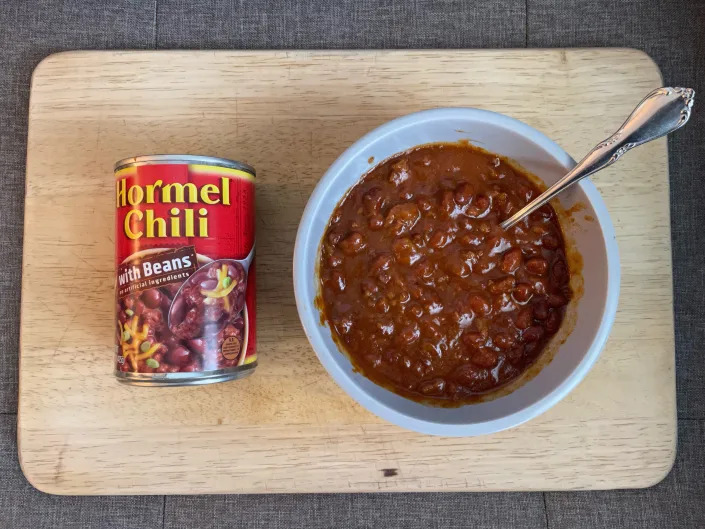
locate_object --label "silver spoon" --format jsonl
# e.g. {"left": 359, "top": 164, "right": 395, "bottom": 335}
{"left": 500, "top": 87, "right": 695, "bottom": 230}
{"left": 167, "top": 245, "right": 255, "bottom": 338}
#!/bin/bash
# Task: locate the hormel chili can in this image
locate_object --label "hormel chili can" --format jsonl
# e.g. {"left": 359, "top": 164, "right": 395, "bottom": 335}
{"left": 114, "top": 155, "right": 256, "bottom": 386}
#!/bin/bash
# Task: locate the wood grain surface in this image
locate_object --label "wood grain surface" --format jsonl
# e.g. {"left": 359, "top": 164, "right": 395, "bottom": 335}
{"left": 18, "top": 49, "right": 674, "bottom": 495}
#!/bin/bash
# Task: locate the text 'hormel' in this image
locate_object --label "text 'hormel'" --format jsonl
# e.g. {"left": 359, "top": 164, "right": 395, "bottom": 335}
{"left": 116, "top": 177, "right": 231, "bottom": 240}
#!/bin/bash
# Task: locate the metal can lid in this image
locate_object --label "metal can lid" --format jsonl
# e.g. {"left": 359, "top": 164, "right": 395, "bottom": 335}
{"left": 114, "top": 154, "right": 255, "bottom": 176}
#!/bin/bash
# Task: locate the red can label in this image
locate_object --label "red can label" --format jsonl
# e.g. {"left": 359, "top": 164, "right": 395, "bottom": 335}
{"left": 114, "top": 159, "right": 256, "bottom": 381}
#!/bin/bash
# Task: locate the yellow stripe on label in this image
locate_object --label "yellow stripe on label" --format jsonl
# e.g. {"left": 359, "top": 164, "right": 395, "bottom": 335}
{"left": 189, "top": 164, "right": 255, "bottom": 181}
{"left": 115, "top": 167, "right": 136, "bottom": 178}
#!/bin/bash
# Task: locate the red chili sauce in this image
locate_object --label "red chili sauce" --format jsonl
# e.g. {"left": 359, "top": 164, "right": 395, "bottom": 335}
{"left": 318, "top": 143, "right": 571, "bottom": 405}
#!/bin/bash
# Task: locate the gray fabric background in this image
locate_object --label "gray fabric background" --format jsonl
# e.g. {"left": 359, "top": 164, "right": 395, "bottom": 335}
{"left": 1, "top": 1, "right": 703, "bottom": 527}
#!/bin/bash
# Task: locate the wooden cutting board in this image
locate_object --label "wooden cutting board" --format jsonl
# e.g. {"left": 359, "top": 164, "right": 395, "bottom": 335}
{"left": 19, "top": 49, "right": 675, "bottom": 494}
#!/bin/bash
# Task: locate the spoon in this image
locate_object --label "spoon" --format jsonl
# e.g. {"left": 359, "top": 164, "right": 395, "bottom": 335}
{"left": 500, "top": 87, "right": 695, "bottom": 230}
{"left": 167, "top": 245, "right": 255, "bottom": 338}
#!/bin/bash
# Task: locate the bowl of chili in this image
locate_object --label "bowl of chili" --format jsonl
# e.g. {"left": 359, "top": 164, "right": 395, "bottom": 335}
{"left": 294, "top": 108, "right": 619, "bottom": 436}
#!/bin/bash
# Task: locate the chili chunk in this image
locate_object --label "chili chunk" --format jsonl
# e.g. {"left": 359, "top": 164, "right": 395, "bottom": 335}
{"left": 318, "top": 143, "right": 571, "bottom": 405}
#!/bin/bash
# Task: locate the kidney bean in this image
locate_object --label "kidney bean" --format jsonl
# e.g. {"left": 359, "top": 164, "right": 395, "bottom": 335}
{"left": 493, "top": 332, "right": 515, "bottom": 350}
{"left": 123, "top": 295, "right": 137, "bottom": 310}
{"left": 493, "top": 293, "right": 515, "bottom": 313}
{"left": 547, "top": 293, "right": 568, "bottom": 308}
{"left": 454, "top": 182, "right": 474, "bottom": 205}
{"left": 409, "top": 285, "right": 424, "bottom": 300}
{"left": 363, "top": 187, "right": 384, "bottom": 215}
{"left": 377, "top": 319, "right": 395, "bottom": 336}
{"left": 462, "top": 331, "right": 486, "bottom": 346}
{"left": 200, "top": 279, "right": 218, "bottom": 291}
{"left": 133, "top": 299, "right": 146, "bottom": 316}
{"left": 542, "top": 234, "right": 560, "bottom": 250}
{"left": 367, "top": 214, "right": 383, "bottom": 230}
{"left": 186, "top": 338, "right": 207, "bottom": 355}
{"left": 422, "top": 295, "right": 444, "bottom": 315}
{"left": 141, "top": 308, "right": 163, "bottom": 331}
{"left": 467, "top": 195, "right": 490, "bottom": 217}
{"left": 156, "top": 293, "right": 171, "bottom": 315}
{"left": 513, "top": 283, "right": 533, "bottom": 303}
{"left": 167, "top": 346, "right": 192, "bottom": 367}
{"left": 532, "top": 278, "right": 549, "bottom": 295}
{"left": 417, "top": 196, "right": 434, "bottom": 213}
{"left": 444, "top": 255, "right": 470, "bottom": 278}
{"left": 522, "top": 325, "right": 545, "bottom": 343}
{"left": 392, "top": 237, "right": 421, "bottom": 266}
{"left": 375, "top": 298, "right": 390, "bottom": 313}
{"left": 361, "top": 278, "right": 378, "bottom": 297}
{"left": 501, "top": 247, "right": 522, "bottom": 273}
{"left": 428, "top": 230, "right": 453, "bottom": 249}
{"left": 551, "top": 259, "right": 569, "bottom": 286}
{"left": 389, "top": 159, "right": 411, "bottom": 186}
{"left": 486, "top": 235, "right": 508, "bottom": 256}
{"left": 526, "top": 257, "right": 549, "bottom": 275}
{"left": 531, "top": 224, "right": 549, "bottom": 236}
{"left": 471, "top": 347, "right": 498, "bottom": 368}
{"left": 327, "top": 231, "right": 343, "bottom": 246}
{"left": 439, "top": 190, "right": 456, "bottom": 217}
{"left": 453, "top": 364, "right": 493, "bottom": 392}
{"left": 396, "top": 324, "right": 421, "bottom": 345}
{"left": 412, "top": 259, "right": 435, "bottom": 280}
{"left": 339, "top": 232, "right": 367, "bottom": 255}
{"left": 515, "top": 308, "right": 533, "bottom": 330}
{"left": 329, "top": 271, "right": 347, "bottom": 292}
{"left": 503, "top": 345, "right": 523, "bottom": 363}
{"left": 409, "top": 304, "right": 424, "bottom": 318}
{"left": 469, "top": 294, "right": 491, "bottom": 316}
{"left": 409, "top": 234, "right": 424, "bottom": 248}
{"left": 545, "top": 310, "right": 562, "bottom": 334}
{"left": 328, "top": 254, "right": 343, "bottom": 268}
{"left": 532, "top": 298, "right": 549, "bottom": 320}
{"left": 489, "top": 276, "right": 516, "bottom": 294}
{"left": 384, "top": 203, "right": 420, "bottom": 235}
{"left": 460, "top": 250, "right": 479, "bottom": 268}
{"left": 369, "top": 253, "right": 392, "bottom": 274}
{"left": 477, "top": 256, "right": 496, "bottom": 275}
{"left": 458, "top": 233, "right": 482, "bottom": 247}
{"left": 418, "top": 378, "right": 446, "bottom": 396}
{"left": 421, "top": 320, "right": 442, "bottom": 340}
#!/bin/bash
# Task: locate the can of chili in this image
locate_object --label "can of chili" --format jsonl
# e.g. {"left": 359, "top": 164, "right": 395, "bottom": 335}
{"left": 114, "top": 155, "right": 256, "bottom": 386}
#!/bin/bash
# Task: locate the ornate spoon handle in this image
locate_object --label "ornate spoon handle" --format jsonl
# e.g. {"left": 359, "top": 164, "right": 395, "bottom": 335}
{"left": 500, "top": 87, "right": 695, "bottom": 230}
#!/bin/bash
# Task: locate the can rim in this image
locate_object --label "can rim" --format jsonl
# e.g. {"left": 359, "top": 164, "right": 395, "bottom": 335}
{"left": 114, "top": 361, "right": 257, "bottom": 386}
{"left": 114, "top": 154, "right": 256, "bottom": 176}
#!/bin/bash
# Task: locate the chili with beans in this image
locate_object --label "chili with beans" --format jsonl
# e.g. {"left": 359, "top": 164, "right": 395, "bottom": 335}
{"left": 116, "top": 260, "right": 247, "bottom": 374}
{"left": 318, "top": 143, "right": 571, "bottom": 404}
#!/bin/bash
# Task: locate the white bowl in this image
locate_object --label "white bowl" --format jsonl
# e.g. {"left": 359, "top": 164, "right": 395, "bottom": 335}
{"left": 294, "top": 108, "right": 620, "bottom": 436}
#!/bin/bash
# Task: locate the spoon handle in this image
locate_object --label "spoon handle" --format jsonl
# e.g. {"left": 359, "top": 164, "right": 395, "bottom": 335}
{"left": 500, "top": 87, "right": 695, "bottom": 230}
